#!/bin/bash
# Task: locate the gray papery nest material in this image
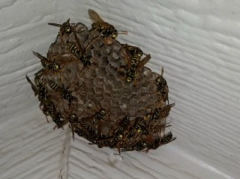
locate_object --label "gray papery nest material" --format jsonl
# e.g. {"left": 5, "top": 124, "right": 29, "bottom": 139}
{"left": 26, "top": 9, "right": 175, "bottom": 153}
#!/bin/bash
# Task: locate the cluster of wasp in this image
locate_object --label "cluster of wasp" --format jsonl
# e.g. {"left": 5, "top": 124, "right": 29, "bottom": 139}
{"left": 79, "top": 106, "right": 174, "bottom": 153}
{"left": 27, "top": 9, "right": 119, "bottom": 127}
{"left": 26, "top": 9, "right": 175, "bottom": 153}
{"left": 26, "top": 69, "right": 76, "bottom": 128}
{"left": 74, "top": 107, "right": 175, "bottom": 153}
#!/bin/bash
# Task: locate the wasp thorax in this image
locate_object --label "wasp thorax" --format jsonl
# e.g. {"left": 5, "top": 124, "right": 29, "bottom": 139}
{"left": 65, "top": 26, "right": 71, "bottom": 33}
{"left": 99, "top": 109, "right": 106, "bottom": 116}
{"left": 70, "top": 114, "right": 78, "bottom": 122}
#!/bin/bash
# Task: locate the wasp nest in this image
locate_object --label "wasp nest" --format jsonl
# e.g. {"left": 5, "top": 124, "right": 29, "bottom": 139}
{"left": 26, "top": 9, "right": 175, "bottom": 152}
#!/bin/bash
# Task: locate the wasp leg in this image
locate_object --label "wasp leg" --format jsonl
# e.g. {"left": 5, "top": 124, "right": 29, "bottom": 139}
{"left": 45, "top": 116, "right": 50, "bottom": 123}
{"left": 26, "top": 75, "right": 38, "bottom": 96}
{"left": 69, "top": 124, "right": 75, "bottom": 140}
{"left": 73, "top": 30, "right": 84, "bottom": 54}
{"left": 137, "top": 54, "right": 151, "bottom": 72}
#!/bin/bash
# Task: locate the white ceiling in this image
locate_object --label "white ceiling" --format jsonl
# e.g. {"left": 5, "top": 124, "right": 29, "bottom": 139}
{"left": 0, "top": 0, "right": 239, "bottom": 178}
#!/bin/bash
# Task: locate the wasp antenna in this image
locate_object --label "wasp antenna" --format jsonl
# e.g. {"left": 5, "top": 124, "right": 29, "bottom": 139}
{"left": 25, "top": 74, "right": 31, "bottom": 84}
{"left": 48, "top": 22, "right": 62, "bottom": 27}
{"left": 88, "top": 9, "right": 95, "bottom": 15}
{"left": 161, "top": 67, "right": 164, "bottom": 76}
{"left": 118, "top": 31, "right": 128, "bottom": 35}
{"left": 72, "top": 128, "right": 75, "bottom": 140}
{"left": 45, "top": 116, "right": 50, "bottom": 123}
{"left": 32, "top": 51, "right": 49, "bottom": 68}
{"left": 32, "top": 51, "right": 47, "bottom": 61}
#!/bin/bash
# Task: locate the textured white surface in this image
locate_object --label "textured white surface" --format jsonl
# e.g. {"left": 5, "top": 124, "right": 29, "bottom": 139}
{"left": 0, "top": 0, "right": 239, "bottom": 179}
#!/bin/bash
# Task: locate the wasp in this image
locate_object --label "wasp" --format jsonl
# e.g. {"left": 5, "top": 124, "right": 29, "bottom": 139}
{"left": 65, "top": 41, "right": 92, "bottom": 66}
{"left": 144, "top": 132, "right": 175, "bottom": 151}
{"left": 128, "top": 117, "right": 148, "bottom": 136}
{"left": 34, "top": 70, "right": 45, "bottom": 87}
{"left": 143, "top": 135, "right": 161, "bottom": 151}
{"left": 81, "top": 54, "right": 92, "bottom": 66}
{"left": 68, "top": 42, "right": 92, "bottom": 66}
{"left": 134, "top": 118, "right": 149, "bottom": 135}
{"left": 61, "top": 30, "right": 92, "bottom": 66}
{"left": 111, "top": 116, "right": 132, "bottom": 153}
{"left": 40, "top": 100, "right": 53, "bottom": 117}
{"left": 114, "top": 135, "right": 124, "bottom": 154}
{"left": 123, "top": 45, "right": 143, "bottom": 66}
{"left": 88, "top": 9, "right": 118, "bottom": 44}
{"left": 69, "top": 114, "right": 78, "bottom": 123}
{"left": 77, "top": 116, "right": 98, "bottom": 142}
{"left": 114, "top": 116, "right": 130, "bottom": 140}
{"left": 134, "top": 141, "right": 147, "bottom": 151}
{"left": 40, "top": 99, "right": 65, "bottom": 128}
{"left": 68, "top": 42, "right": 82, "bottom": 58}
{"left": 151, "top": 103, "right": 175, "bottom": 120}
{"left": 87, "top": 9, "right": 128, "bottom": 50}
{"left": 26, "top": 75, "right": 66, "bottom": 127}
{"left": 161, "top": 132, "right": 176, "bottom": 144}
{"left": 49, "top": 19, "right": 84, "bottom": 56}
{"left": 155, "top": 68, "right": 169, "bottom": 102}
{"left": 52, "top": 112, "right": 65, "bottom": 129}
{"left": 86, "top": 126, "right": 98, "bottom": 142}
{"left": 48, "top": 19, "right": 72, "bottom": 40}
{"left": 95, "top": 109, "right": 106, "bottom": 120}
{"left": 116, "top": 117, "right": 148, "bottom": 152}
{"left": 26, "top": 75, "right": 38, "bottom": 96}
{"left": 121, "top": 139, "right": 147, "bottom": 152}
{"left": 26, "top": 75, "right": 54, "bottom": 123}
{"left": 146, "top": 136, "right": 161, "bottom": 151}
{"left": 37, "top": 85, "right": 48, "bottom": 102}
{"left": 134, "top": 122, "right": 149, "bottom": 135}
{"left": 48, "top": 80, "right": 60, "bottom": 91}
{"left": 47, "top": 62, "right": 61, "bottom": 72}
{"left": 32, "top": 51, "right": 60, "bottom": 71}
{"left": 32, "top": 51, "right": 51, "bottom": 68}
{"left": 126, "top": 67, "right": 136, "bottom": 83}
{"left": 26, "top": 75, "right": 48, "bottom": 101}
{"left": 120, "top": 116, "right": 130, "bottom": 128}
{"left": 95, "top": 136, "right": 113, "bottom": 148}
{"left": 61, "top": 87, "right": 76, "bottom": 105}
{"left": 74, "top": 127, "right": 84, "bottom": 137}
{"left": 83, "top": 108, "right": 108, "bottom": 140}
{"left": 93, "top": 110, "right": 110, "bottom": 141}
{"left": 122, "top": 45, "right": 151, "bottom": 83}
{"left": 68, "top": 114, "right": 79, "bottom": 139}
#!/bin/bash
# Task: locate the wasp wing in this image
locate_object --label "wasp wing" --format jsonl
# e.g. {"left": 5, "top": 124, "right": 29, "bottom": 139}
{"left": 88, "top": 9, "right": 105, "bottom": 23}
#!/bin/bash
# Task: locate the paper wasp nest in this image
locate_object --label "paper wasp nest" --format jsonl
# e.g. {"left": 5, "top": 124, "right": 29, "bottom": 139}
{"left": 26, "top": 10, "right": 175, "bottom": 152}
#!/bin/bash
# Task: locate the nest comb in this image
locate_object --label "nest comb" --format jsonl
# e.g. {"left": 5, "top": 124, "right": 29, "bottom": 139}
{"left": 26, "top": 9, "right": 175, "bottom": 153}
